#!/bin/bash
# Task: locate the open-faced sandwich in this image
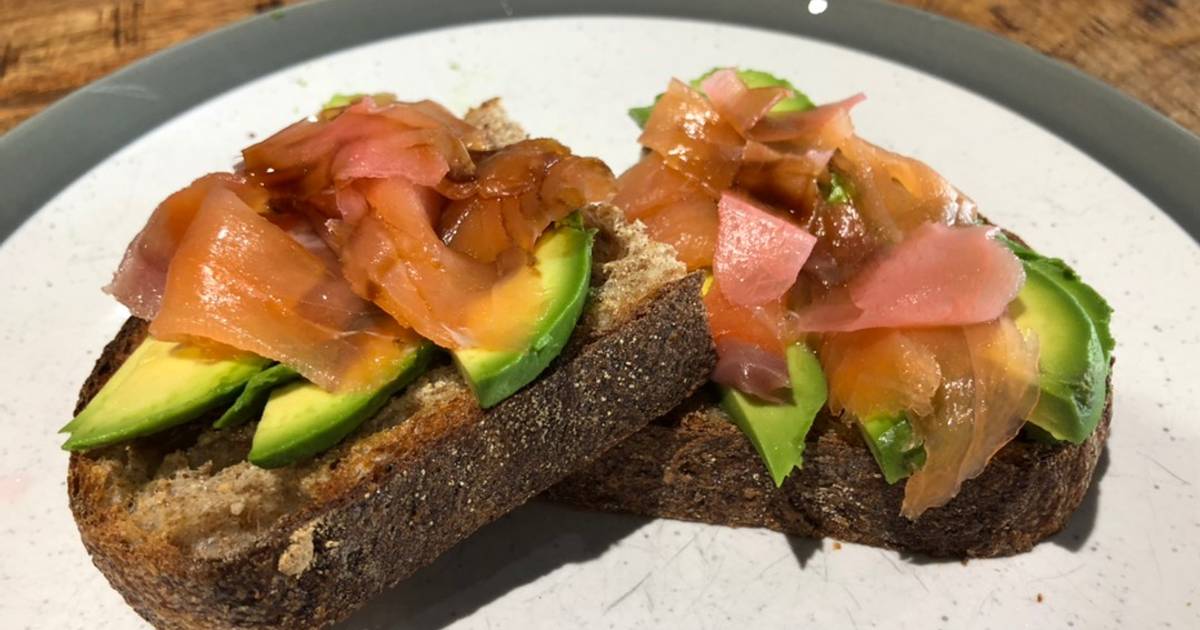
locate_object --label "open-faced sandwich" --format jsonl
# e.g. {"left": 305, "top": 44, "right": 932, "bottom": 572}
{"left": 547, "top": 69, "right": 1114, "bottom": 558}
{"left": 63, "top": 96, "right": 715, "bottom": 629}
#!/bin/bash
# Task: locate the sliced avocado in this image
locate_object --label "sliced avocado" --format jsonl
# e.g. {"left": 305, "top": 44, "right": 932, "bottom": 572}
{"left": 1002, "top": 235, "right": 1114, "bottom": 360}
{"left": 213, "top": 363, "right": 300, "bottom": 429}
{"left": 823, "top": 171, "right": 855, "bottom": 204}
{"left": 629, "top": 68, "right": 815, "bottom": 128}
{"left": 63, "top": 337, "right": 268, "bottom": 451}
{"left": 859, "top": 414, "right": 926, "bottom": 484}
{"left": 719, "top": 344, "right": 827, "bottom": 486}
{"left": 452, "top": 214, "right": 593, "bottom": 408}
{"left": 1011, "top": 264, "right": 1108, "bottom": 443}
{"left": 249, "top": 342, "right": 434, "bottom": 468}
{"left": 321, "top": 93, "right": 364, "bottom": 110}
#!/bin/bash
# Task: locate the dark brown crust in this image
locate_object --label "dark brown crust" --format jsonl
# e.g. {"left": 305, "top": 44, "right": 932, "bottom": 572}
{"left": 546, "top": 387, "right": 1111, "bottom": 559}
{"left": 69, "top": 273, "right": 715, "bottom": 630}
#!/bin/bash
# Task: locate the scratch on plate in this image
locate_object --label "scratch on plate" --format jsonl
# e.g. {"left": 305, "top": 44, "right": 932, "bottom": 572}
{"left": 603, "top": 571, "right": 652, "bottom": 614}
{"left": 841, "top": 584, "right": 863, "bottom": 610}
{"left": 641, "top": 584, "right": 655, "bottom": 612}
{"left": 1033, "top": 563, "right": 1086, "bottom": 582}
{"left": 685, "top": 542, "right": 727, "bottom": 611}
{"left": 601, "top": 532, "right": 697, "bottom": 614}
{"left": 876, "top": 549, "right": 904, "bottom": 575}
{"left": 752, "top": 552, "right": 793, "bottom": 581}
{"left": 666, "top": 532, "right": 699, "bottom": 565}
{"left": 911, "top": 570, "right": 931, "bottom": 594}
{"left": 1140, "top": 452, "right": 1191, "bottom": 485}
{"left": 972, "top": 586, "right": 1000, "bottom": 621}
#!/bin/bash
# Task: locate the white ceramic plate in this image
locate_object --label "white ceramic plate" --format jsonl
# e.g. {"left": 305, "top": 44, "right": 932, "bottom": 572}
{"left": 1, "top": 13, "right": 1197, "bottom": 630}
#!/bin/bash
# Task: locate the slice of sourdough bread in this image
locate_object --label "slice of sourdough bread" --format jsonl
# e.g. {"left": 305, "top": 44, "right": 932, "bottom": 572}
{"left": 67, "top": 103, "right": 715, "bottom": 630}
{"left": 546, "top": 218, "right": 1112, "bottom": 559}
{"left": 546, "top": 378, "right": 1111, "bottom": 559}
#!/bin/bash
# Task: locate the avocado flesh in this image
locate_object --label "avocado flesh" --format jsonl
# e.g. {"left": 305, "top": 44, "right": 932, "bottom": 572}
{"left": 213, "top": 363, "right": 300, "bottom": 429}
{"left": 859, "top": 414, "right": 926, "bottom": 485}
{"left": 63, "top": 337, "right": 268, "bottom": 451}
{"left": 1012, "top": 265, "right": 1109, "bottom": 443}
{"left": 1003, "top": 235, "right": 1114, "bottom": 361}
{"left": 719, "top": 344, "right": 827, "bottom": 487}
{"left": 452, "top": 215, "right": 592, "bottom": 408}
{"left": 249, "top": 342, "right": 434, "bottom": 468}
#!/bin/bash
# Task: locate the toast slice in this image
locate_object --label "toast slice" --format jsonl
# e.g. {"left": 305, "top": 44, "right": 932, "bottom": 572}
{"left": 67, "top": 103, "right": 715, "bottom": 629}
{"left": 546, "top": 225, "right": 1111, "bottom": 558}
{"left": 546, "top": 368, "right": 1110, "bottom": 559}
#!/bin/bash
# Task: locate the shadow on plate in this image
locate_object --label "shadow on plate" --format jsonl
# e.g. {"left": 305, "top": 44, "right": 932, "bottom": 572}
{"left": 786, "top": 533, "right": 822, "bottom": 568}
{"left": 337, "top": 501, "right": 648, "bottom": 630}
{"left": 338, "top": 445, "right": 1112, "bottom": 627}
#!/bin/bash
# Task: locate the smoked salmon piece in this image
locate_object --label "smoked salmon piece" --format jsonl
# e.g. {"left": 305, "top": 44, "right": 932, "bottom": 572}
{"left": 834, "top": 137, "right": 978, "bottom": 243}
{"left": 612, "top": 154, "right": 718, "bottom": 270}
{"left": 900, "top": 319, "right": 1039, "bottom": 518}
{"left": 242, "top": 100, "right": 614, "bottom": 351}
{"left": 704, "top": 277, "right": 798, "bottom": 399}
{"left": 640, "top": 79, "right": 744, "bottom": 191}
{"left": 821, "top": 328, "right": 942, "bottom": 421}
{"left": 106, "top": 174, "right": 268, "bottom": 320}
{"left": 440, "top": 139, "right": 614, "bottom": 262}
{"left": 243, "top": 97, "right": 481, "bottom": 196}
{"left": 340, "top": 176, "right": 540, "bottom": 350}
{"left": 149, "top": 189, "right": 415, "bottom": 392}
{"left": 820, "top": 320, "right": 1039, "bottom": 518}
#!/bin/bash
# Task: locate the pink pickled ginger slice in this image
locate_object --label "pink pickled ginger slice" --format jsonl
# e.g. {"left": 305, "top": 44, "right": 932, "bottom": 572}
{"left": 713, "top": 192, "right": 816, "bottom": 308}
{"left": 794, "top": 223, "right": 1024, "bottom": 332}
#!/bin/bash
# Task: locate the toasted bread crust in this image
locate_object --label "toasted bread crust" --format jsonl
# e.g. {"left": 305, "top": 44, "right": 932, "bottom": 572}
{"left": 546, "top": 387, "right": 1111, "bottom": 558}
{"left": 69, "top": 272, "right": 714, "bottom": 630}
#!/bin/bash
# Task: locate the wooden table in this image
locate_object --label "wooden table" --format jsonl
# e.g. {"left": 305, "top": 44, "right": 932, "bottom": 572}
{"left": 0, "top": 0, "right": 1196, "bottom": 135}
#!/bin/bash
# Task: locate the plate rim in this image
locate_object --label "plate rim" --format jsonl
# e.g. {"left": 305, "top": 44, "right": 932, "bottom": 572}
{"left": 0, "top": 0, "right": 1197, "bottom": 243}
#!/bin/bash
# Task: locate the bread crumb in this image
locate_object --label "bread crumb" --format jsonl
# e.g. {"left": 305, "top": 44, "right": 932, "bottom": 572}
{"left": 832, "top": 542, "right": 842, "bottom": 550}
{"left": 277, "top": 523, "right": 316, "bottom": 577}
{"left": 1036, "top": 593, "right": 1044, "bottom": 603}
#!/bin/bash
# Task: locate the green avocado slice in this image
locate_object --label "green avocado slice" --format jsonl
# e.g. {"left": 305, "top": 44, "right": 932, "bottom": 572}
{"left": 719, "top": 344, "right": 827, "bottom": 487}
{"left": 1002, "top": 235, "right": 1114, "bottom": 361}
{"left": 629, "top": 68, "right": 815, "bottom": 128}
{"left": 998, "top": 235, "right": 1112, "bottom": 443}
{"left": 248, "top": 342, "right": 434, "bottom": 468}
{"left": 859, "top": 414, "right": 927, "bottom": 485}
{"left": 212, "top": 363, "right": 301, "bottom": 429}
{"left": 62, "top": 337, "right": 268, "bottom": 451}
{"left": 1011, "top": 264, "right": 1109, "bottom": 443}
{"left": 452, "top": 214, "right": 593, "bottom": 408}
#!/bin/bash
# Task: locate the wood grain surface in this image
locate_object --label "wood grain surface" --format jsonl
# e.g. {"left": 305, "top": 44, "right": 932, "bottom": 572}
{"left": 0, "top": 0, "right": 1196, "bottom": 135}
